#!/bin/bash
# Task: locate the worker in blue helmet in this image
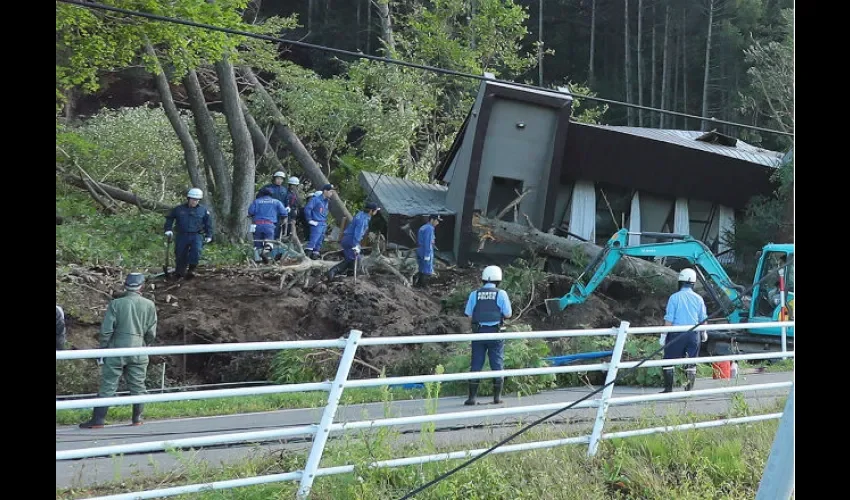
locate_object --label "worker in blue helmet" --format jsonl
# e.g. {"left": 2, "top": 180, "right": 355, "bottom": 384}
{"left": 303, "top": 183, "right": 335, "bottom": 259}
{"left": 248, "top": 187, "right": 289, "bottom": 262}
{"left": 414, "top": 214, "right": 443, "bottom": 288}
{"left": 328, "top": 201, "right": 381, "bottom": 280}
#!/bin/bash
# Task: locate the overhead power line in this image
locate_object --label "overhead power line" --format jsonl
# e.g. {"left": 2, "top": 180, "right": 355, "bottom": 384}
{"left": 57, "top": 0, "right": 793, "bottom": 138}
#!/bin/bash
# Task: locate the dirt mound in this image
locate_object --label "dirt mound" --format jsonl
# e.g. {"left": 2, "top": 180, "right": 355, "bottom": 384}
{"left": 57, "top": 263, "right": 667, "bottom": 386}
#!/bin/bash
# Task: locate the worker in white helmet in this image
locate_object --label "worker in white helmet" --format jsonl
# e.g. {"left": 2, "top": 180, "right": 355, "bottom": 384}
{"left": 463, "top": 265, "right": 513, "bottom": 405}
{"left": 658, "top": 268, "right": 708, "bottom": 393}
{"left": 281, "top": 176, "right": 302, "bottom": 238}
{"left": 164, "top": 188, "right": 213, "bottom": 279}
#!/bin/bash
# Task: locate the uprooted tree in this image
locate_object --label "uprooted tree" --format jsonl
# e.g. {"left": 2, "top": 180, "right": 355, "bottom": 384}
{"left": 57, "top": 0, "right": 352, "bottom": 243}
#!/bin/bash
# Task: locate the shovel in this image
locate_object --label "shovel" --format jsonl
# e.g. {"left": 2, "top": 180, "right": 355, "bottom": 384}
{"left": 163, "top": 233, "right": 173, "bottom": 278}
{"left": 353, "top": 254, "right": 358, "bottom": 285}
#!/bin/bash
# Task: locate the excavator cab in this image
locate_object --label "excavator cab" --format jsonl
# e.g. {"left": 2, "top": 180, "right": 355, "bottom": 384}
{"left": 748, "top": 244, "right": 794, "bottom": 338}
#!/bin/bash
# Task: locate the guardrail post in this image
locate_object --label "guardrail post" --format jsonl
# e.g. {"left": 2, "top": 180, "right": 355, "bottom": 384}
{"left": 296, "top": 329, "right": 362, "bottom": 500}
{"left": 587, "top": 321, "right": 630, "bottom": 457}
{"left": 755, "top": 383, "right": 794, "bottom": 500}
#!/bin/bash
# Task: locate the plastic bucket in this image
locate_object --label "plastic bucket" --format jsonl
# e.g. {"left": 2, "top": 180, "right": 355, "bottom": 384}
{"left": 712, "top": 361, "right": 731, "bottom": 379}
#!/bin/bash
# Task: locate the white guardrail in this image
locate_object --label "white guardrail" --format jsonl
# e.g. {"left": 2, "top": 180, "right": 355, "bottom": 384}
{"left": 56, "top": 321, "right": 795, "bottom": 500}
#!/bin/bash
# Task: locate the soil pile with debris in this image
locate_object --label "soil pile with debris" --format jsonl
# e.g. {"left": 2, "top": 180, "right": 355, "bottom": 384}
{"left": 57, "top": 264, "right": 668, "bottom": 386}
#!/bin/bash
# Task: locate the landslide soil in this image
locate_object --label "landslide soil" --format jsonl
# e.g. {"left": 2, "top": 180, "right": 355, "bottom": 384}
{"left": 56, "top": 264, "right": 668, "bottom": 387}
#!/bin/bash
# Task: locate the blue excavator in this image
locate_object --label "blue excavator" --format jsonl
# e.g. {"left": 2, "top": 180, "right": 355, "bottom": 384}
{"left": 544, "top": 229, "right": 794, "bottom": 355}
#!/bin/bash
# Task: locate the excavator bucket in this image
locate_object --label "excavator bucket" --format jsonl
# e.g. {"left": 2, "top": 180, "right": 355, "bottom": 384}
{"left": 544, "top": 298, "right": 562, "bottom": 316}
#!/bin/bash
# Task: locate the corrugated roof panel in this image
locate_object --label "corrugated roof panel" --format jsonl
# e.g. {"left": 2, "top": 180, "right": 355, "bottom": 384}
{"left": 360, "top": 171, "right": 453, "bottom": 217}
{"left": 584, "top": 125, "right": 785, "bottom": 167}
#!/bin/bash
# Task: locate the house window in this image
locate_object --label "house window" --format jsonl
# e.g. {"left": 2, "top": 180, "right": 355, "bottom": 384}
{"left": 487, "top": 176, "right": 525, "bottom": 221}
{"left": 594, "top": 183, "right": 633, "bottom": 245}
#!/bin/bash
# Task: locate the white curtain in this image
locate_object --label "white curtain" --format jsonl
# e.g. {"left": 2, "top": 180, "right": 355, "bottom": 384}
{"left": 628, "top": 191, "right": 641, "bottom": 246}
{"left": 568, "top": 180, "right": 596, "bottom": 242}
{"left": 674, "top": 197, "right": 690, "bottom": 236}
{"left": 718, "top": 205, "right": 735, "bottom": 252}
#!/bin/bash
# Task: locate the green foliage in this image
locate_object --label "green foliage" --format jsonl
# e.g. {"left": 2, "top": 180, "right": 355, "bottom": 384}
{"left": 56, "top": 0, "right": 251, "bottom": 109}
{"left": 564, "top": 81, "right": 609, "bottom": 125}
{"left": 268, "top": 349, "right": 335, "bottom": 385}
{"left": 55, "top": 192, "right": 245, "bottom": 268}
{"left": 57, "top": 107, "right": 190, "bottom": 204}
{"left": 58, "top": 412, "right": 781, "bottom": 499}
{"left": 397, "top": 0, "right": 537, "bottom": 78}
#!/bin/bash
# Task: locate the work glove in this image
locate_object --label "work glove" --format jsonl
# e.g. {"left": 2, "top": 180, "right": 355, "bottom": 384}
{"left": 424, "top": 256, "right": 431, "bottom": 261}
{"left": 283, "top": 207, "right": 291, "bottom": 216}
{"left": 250, "top": 224, "right": 257, "bottom": 233}
{"left": 658, "top": 333, "right": 667, "bottom": 347}
{"left": 309, "top": 220, "right": 319, "bottom": 226}
{"left": 96, "top": 357, "right": 104, "bottom": 366}
{"left": 353, "top": 245, "right": 361, "bottom": 254}
{"left": 165, "top": 230, "right": 173, "bottom": 238}
{"left": 700, "top": 331, "right": 708, "bottom": 343}
{"left": 205, "top": 237, "right": 212, "bottom": 244}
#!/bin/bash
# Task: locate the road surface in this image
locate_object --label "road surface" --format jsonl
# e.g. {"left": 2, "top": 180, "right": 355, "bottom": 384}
{"left": 56, "top": 371, "right": 792, "bottom": 490}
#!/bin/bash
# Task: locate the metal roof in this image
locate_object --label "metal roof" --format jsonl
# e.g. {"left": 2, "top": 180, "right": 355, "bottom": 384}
{"left": 359, "top": 171, "right": 453, "bottom": 217}
{"left": 582, "top": 124, "right": 785, "bottom": 168}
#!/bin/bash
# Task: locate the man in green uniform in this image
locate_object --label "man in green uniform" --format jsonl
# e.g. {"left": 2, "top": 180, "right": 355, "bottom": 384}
{"left": 79, "top": 273, "right": 158, "bottom": 429}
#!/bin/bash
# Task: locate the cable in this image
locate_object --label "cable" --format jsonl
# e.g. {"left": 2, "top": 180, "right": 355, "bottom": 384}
{"left": 396, "top": 257, "right": 793, "bottom": 499}
{"left": 56, "top": 0, "right": 793, "bottom": 139}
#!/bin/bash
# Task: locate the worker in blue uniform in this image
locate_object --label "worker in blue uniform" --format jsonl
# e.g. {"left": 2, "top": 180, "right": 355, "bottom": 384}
{"left": 260, "top": 171, "right": 288, "bottom": 239}
{"left": 248, "top": 187, "right": 290, "bottom": 262}
{"left": 327, "top": 202, "right": 380, "bottom": 280}
{"left": 303, "top": 183, "right": 335, "bottom": 259}
{"left": 164, "top": 188, "right": 213, "bottom": 279}
{"left": 414, "top": 214, "right": 442, "bottom": 288}
{"left": 658, "top": 268, "right": 708, "bottom": 393}
{"left": 463, "top": 265, "right": 513, "bottom": 405}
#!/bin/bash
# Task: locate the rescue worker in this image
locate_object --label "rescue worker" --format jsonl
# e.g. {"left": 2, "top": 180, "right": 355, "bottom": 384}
{"left": 56, "top": 305, "right": 66, "bottom": 350}
{"left": 463, "top": 265, "right": 513, "bottom": 405}
{"left": 164, "top": 188, "right": 213, "bottom": 279}
{"left": 328, "top": 202, "right": 380, "bottom": 280}
{"left": 659, "top": 268, "right": 708, "bottom": 393}
{"left": 303, "top": 183, "right": 335, "bottom": 260}
{"left": 79, "top": 273, "right": 157, "bottom": 429}
{"left": 248, "top": 187, "right": 290, "bottom": 262}
{"left": 414, "top": 214, "right": 442, "bottom": 288}
{"left": 282, "top": 176, "right": 302, "bottom": 238}
{"left": 260, "top": 171, "right": 288, "bottom": 239}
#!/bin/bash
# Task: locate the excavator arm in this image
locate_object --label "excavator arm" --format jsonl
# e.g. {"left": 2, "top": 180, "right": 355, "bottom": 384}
{"left": 545, "top": 229, "right": 746, "bottom": 321}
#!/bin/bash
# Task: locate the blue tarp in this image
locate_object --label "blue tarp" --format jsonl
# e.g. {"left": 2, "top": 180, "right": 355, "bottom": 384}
{"left": 544, "top": 351, "right": 614, "bottom": 366}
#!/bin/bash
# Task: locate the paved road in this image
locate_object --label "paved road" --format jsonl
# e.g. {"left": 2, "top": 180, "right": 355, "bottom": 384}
{"left": 56, "top": 371, "right": 792, "bottom": 490}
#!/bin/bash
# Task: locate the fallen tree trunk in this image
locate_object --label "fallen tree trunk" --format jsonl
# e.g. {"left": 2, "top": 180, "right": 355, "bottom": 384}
{"left": 472, "top": 214, "right": 682, "bottom": 283}
{"left": 59, "top": 172, "right": 173, "bottom": 213}
{"left": 242, "top": 68, "right": 353, "bottom": 226}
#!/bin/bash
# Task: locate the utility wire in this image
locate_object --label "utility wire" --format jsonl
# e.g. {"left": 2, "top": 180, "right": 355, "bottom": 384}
{"left": 396, "top": 257, "right": 794, "bottom": 499}
{"left": 57, "top": 0, "right": 793, "bottom": 138}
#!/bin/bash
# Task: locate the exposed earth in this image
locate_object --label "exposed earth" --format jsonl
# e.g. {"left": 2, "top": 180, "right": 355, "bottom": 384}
{"left": 56, "top": 260, "right": 669, "bottom": 391}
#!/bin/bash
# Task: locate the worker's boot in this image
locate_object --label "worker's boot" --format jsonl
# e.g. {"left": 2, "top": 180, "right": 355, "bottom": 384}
{"left": 131, "top": 404, "right": 145, "bottom": 426}
{"left": 412, "top": 273, "right": 421, "bottom": 287}
{"left": 464, "top": 381, "right": 480, "bottom": 406}
{"left": 492, "top": 380, "right": 504, "bottom": 404}
{"left": 327, "top": 261, "right": 346, "bottom": 281}
{"left": 684, "top": 369, "right": 696, "bottom": 391}
{"left": 253, "top": 248, "right": 262, "bottom": 263}
{"left": 660, "top": 369, "right": 674, "bottom": 393}
{"left": 185, "top": 264, "right": 197, "bottom": 279}
{"left": 79, "top": 406, "right": 109, "bottom": 429}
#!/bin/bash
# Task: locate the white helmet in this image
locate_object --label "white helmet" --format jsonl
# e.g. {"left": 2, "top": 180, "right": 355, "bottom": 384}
{"left": 482, "top": 265, "right": 503, "bottom": 282}
{"left": 187, "top": 188, "right": 203, "bottom": 200}
{"left": 273, "top": 171, "right": 286, "bottom": 179}
{"left": 288, "top": 176, "right": 300, "bottom": 185}
{"left": 678, "top": 268, "right": 697, "bottom": 283}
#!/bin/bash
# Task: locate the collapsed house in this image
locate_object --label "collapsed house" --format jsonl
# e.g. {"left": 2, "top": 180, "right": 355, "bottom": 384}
{"left": 360, "top": 75, "right": 786, "bottom": 266}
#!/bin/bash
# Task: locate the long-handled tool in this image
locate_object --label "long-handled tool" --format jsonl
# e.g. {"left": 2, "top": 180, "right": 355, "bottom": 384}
{"left": 163, "top": 233, "right": 173, "bottom": 278}
{"left": 353, "top": 254, "right": 358, "bottom": 285}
